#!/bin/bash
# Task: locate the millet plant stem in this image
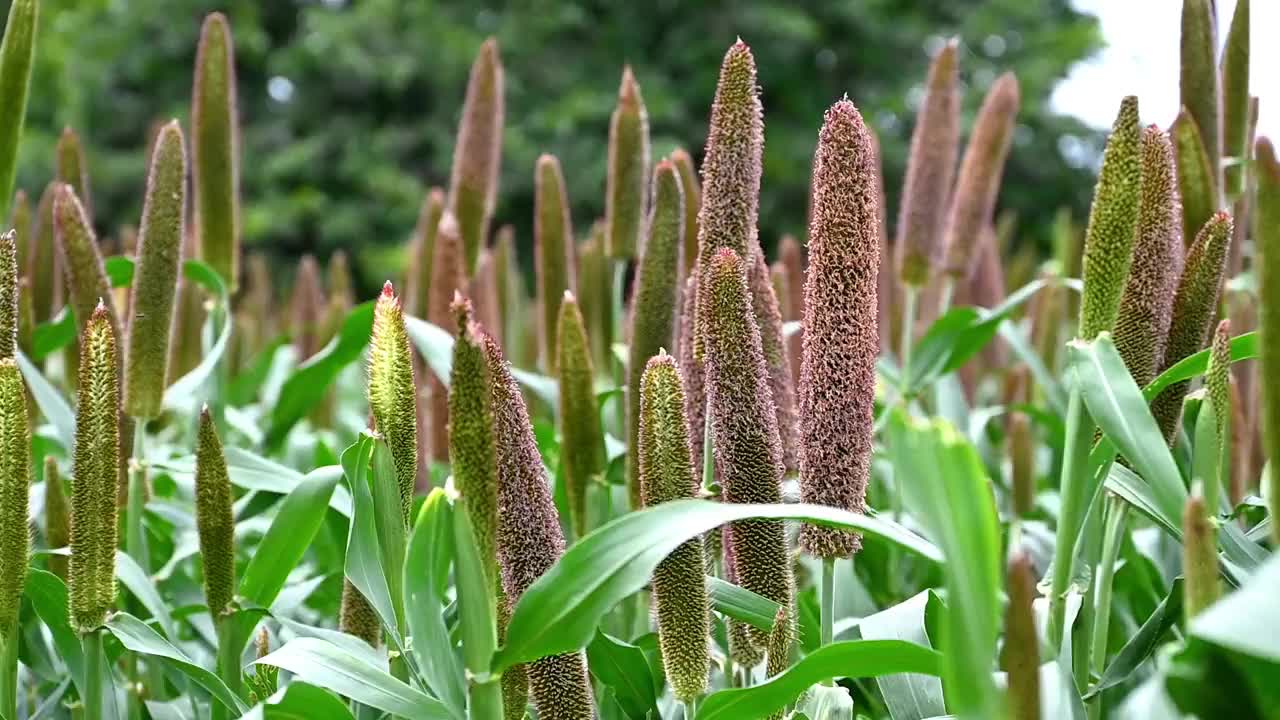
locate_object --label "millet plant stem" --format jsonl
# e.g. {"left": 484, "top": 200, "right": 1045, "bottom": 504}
{"left": 83, "top": 629, "right": 108, "bottom": 720}
{"left": 1047, "top": 382, "right": 1094, "bottom": 650}
{"left": 214, "top": 617, "right": 240, "bottom": 720}
{"left": 0, "top": 624, "right": 16, "bottom": 720}
{"left": 1088, "top": 494, "right": 1129, "bottom": 720}
{"left": 890, "top": 285, "right": 919, "bottom": 597}
{"left": 126, "top": 425, "right": 165, "bottom": 706}
{"left": 820, "top": 556, "right": 835, "bottom": 686}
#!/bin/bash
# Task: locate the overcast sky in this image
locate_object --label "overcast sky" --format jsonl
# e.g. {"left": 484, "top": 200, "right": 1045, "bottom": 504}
{"left": 1052, "top": 0, "right": 1272, "bottom": 142}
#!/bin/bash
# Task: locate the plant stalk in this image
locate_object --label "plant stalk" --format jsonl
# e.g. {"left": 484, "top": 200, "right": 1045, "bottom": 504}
{"left": 899, "top": 285, "right": 919, "bottom": 395}
{"left": 0, "top": 626, "right": 17, "bottom": 720}
{"left": 820, "top": 556, "right": 835, "bottom": 686}
{"left": 1087, "top": 495, "right": 1129, "bottom": 719}
{"left": 82, "top": 630, "right": 112, "bottom": 720}
{"left": 468, "top": 676, "right": 504, "bottom": 720}
{"left": 212, "top": 618, "right": 242, "bottom": 720}
{"left": 1047, "top": 381, "right": 1095, "bottom": 651}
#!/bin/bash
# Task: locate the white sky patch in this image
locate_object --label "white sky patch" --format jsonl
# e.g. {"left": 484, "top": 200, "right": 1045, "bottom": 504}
{"left": 1053, "top": 0, "right": 1274, "bottom": 140}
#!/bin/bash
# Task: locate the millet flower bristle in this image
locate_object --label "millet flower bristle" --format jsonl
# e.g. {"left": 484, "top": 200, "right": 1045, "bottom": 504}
{"left": 339, "top": 579, "right": 381, "bottom": 647}
{"left": 943, "top": 73, "right": 1020, "bottom": 279}
{"left": 702, "top": 247, "right": 793, "bottom": 644}
{"left": 557, "top": 292, "right": 605, "bottom": 537}
{"left": 406, "top": 187, "right": 445, "bottom": 320}
{"left": 797, "top": 99, "right": 879, "bottom": 558}
{"left": 448, "top": 294, "right": 500, "bottom": 586}
{"left": 606, "top": 67, "right": 650, "bottom": 259}
{"left": 1221, "top": 0, "right": 1250, "bottom": 199}
{"left": 1111, "top": 126, "right": 1183, "bottom": 388}
{"left": 0, "top": 359, "right": 28, "bottom": 637}
{"left": 1172, "top": 109, "right": 1217, "bottom": 249}
{"left": 369, "top": 282, "right": 419, "bottom": 526}
{"left": 670, "top": 148, "right": 701, "bottom": 276}
{"left": 535, "top": 154, "right": 575, "bottom": 373}
{"left": 68, "top": 303, "right": 119, "bottom": 633}
{"left": 485, "top": 332, "right": 594, "bottom": 718}
{"left": 693, "top": 40, "right": 763, "bottom": 360}
{"left": 1078, "top": 96, "right": 1142, "bottom": 341}
{"left": 54, "top": 185, "right": 120, "bottom": 339}
{"left": 429, "top": 211, "right": 467, "bottom": 463}
{"left": 1255, "top": 136, "right": 1280, "bottom": 546}
{"left": 196, "top": 406, "right": 235, "bottom": 617}
{"left": 0, "top": 230, "right": 16, "bottom": 360}
{"left": 1152, "top": 212, "right": 1232, "bottom": 443}
{"left": 44, "top": 457, "right": 68, "bottom": 580}
{"left": 638, "top": 352, "right": 710, "bottom": 702}
{"left": 55, "top": 127, "right": 91, "bottom": 218}
{"left": 896, "top": 39, "right": 959, "bottom": 287}
{"left": 627, "top": 160, "right": 685, "bottom": 508}
{"left": 748, "top": 246, "right": 799, "bottom": 473}
{"left": 192, "top": 12, "right": 242, "bottom": 292}
{"left": 124, "top": 120, "right": 186, "bottom": 420}
{"left": 1180, "top": 0, "right": 1220, "bottom": 199}
{"left": 676, "top": 272, "right": 706, "bottom": 475}
{"left": 447, "top": 38, "right": 504, "bottom": 275}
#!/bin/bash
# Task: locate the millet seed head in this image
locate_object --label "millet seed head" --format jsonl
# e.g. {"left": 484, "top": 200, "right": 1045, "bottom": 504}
{"left": 196, "top": 406, "right": 236, "bottom": 617}
{"left": 368, "top": 281, "right": 419, "bottom": 526}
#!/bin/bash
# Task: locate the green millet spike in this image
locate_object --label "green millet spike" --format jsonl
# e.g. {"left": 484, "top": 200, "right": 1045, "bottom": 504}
{"left": 0, "top": 359, "right": 28, "bottom": 637}
{"left": 55, "top": 128, "right": 91, "bottom": 220}
{"left": 606, "top": 67, "right": 650, "bottom": 260}
{"left": 1255, "top": 137, "right": 1280, "bottom": 546}
{"left": 1180, "top": 0, "right": 1221, "bottom": 201}
{"left": 534, "top": 154, "right": 575, "bottom": 373}
{"left": 192, "top": 12, "right": 242, "bottom": 292}
{"left": 43, "top": 457, "right": 68, "bottom": 580}
{"left": 195, "top": 406, "right": 235, "bottom": 616}
{"left": 1172, "top": 109, "right": 1217, "bottom": 248}
{"left": 1221, "top": 0, "right": 1250, "bottom": 199}
{"left": 556, "top": 292, "right": 604, "bottom": 536}
{"left": 670, "top": 148, "right": 701, "bottom": 277}
{"left": 368, "top": 282, "right": 419, "bottom": 526}
{"left": 0, "top": 0, "right": 36, "bottom": 220}
{"left": 447, "top": 38, "right": 503, "bottom": 275}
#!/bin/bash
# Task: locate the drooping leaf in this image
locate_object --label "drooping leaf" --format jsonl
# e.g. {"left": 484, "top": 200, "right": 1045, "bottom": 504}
{"left": 105, "top": 613, "right": 249, "bottom": 715}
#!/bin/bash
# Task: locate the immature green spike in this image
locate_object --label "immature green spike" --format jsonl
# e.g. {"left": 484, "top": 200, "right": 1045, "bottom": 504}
{"left": 943, "top": 73, "right": 1020, "bottom": 279}
{"left": 676, "top": 272, "right": 706, "bottom": 475}
{"left": 748, "top": 246, "right": 798, "bottom": 473}
{"left": 557, "top": 293, "right": 604, "bottom": 536}
{"left": 1152, "top": 213, "right": 1232, "bottom": 443}
{"left": 1111, "top": 126, "right": 1182, "bottom": 388}
{"left": 1221, "top": 0, "right": 1250, "bottom": 199}
{"left": 1256, "top": 137, "right": 1280, "bottom": 546}
{"left": 694, "top": 41, "right": 763, "bottom": 360}
{"left": 492, "top": 225, "right": 518, "bottom": 351}
{"left": 1005, "top": 551, "right": 1042, "bottom": 720}
{"left": 1205, "top": 320, "right": 1232, "bottom": 497}
{"left": 0, "top": 359, "right": 28, "bottom": 636}
{"left": 289, "top": 255, "right": 325, "bottom": 360}
{"left": 469, "top": 249, "right": 503, "bottom": 349}
{"left": 8, "top": 190, "right": 27, "bottom": 273}
{"left": 55, "top": 128, "right": 91, "bottom": 219}
{"left": 575, "top": 224, "right": 611, "bottom": 371}
{"left": 0, "top": 230, "right": 16, "bottom": 360}
{"left": 0, "top": 0, "right": 36, "bottom": 220}
{"left": 606, "top": 67, "right": 650, "bottom": 259}
{"left": 124, "top": 121, "right": 186, "bottom": 420}
{"left": 535, "top": 154, "right": 575, "bottom": 372}
{"left": 1079, "top": 97, "right": 1143, "bottom": 341}
{"left": 54, "top": 185, "right": 120, "bottom": 339}
{"left": 368, "top": 282, "right": 419, "bottom": 526}
{"left": 192, "top": 12, "right": 242, "bottom": 292}
{"left": 638, "top": 352, "right": 710, "bottom": 701}
{"left": 670, "top": 148, "right": 701, "bottom": 276}
{"left": 797, "top": 100, "right": 879, "bottom": 558}
{"left": 447, "top": 38, "right": 504, "bottom": 274}
{"left": 338, "top": 579, "right": 381, "bottom": 647}
{"left": 1182, "top": 491, "right": 1219, "bottom": 620}
{"left": 168, "top": 230, "right": 204, "bottom": 384}
{"left": 27, "top": 183, "right": 56, "bottom": 323}
{"left": 484, "top": 332, "right": 595, "bottom": 718}
{"left": 68, "top": 304, "right": 119, "bottom": 633}
{"left": 406, "top": 187, "right": 445, "bottom": 319}
{"left": 43, "top": 457, "right": 68, "bottom": 580}
{"left": 428, "top": 211, "right": 467, "bottom": 463}
{"left": 703, "top": 247, "right": 793, "bottom": 644}
{"left": 448, "top": 294, "right": 499, "bottom": 585}
{"left": 1180, "top": 0, "right": 1220, "bottom": 201}
{"left": 1172, "top": 109, "right": 1217, "bottom": 248}
{"left": 195, "top": 406, "right": 235, "bottom": 616}
{"left": 242, "top": 252, "right": 274, "bottom": 353}
{"left": 1008, "top": 411, "right": 1035, "bottom": 517}
{"left": 627, "top": 160, "right": 685, "bottom": 507}
{"left": 897, "top": 39, "right": 959, "bottom": 287}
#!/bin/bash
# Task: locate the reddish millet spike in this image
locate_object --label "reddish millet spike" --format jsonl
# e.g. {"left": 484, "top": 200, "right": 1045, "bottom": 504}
{"left": 288, "top": 254, "right": 325, "bottom": 361}
{"left": 1005, "top": 551, "right": 1042, "bottom": 720}
{"left": 1152, "top": 212, "right": 1232, "bottom": 443}
{"left": 484, "top": 332, "right": 594, "bottom": 717}
{"left": 535, "top": 154, "right": 575, "bottom": 372}
{"left": 943, "top": 73, "right": 1020, "bottom": 279}
{"left": 777, "top": 234, "right": 805, "bottom": 386}
{"left": 406, "top": 187, "right": 446, "bottom": 320}
{"left": 797, "top": 99, "right": 879, "bottom": 558}
{"left": 676, "top": 272, "right": 706, "bottom": 478}
{"left": 492, "top": 224, "right": 519, "bottom": 351}
{"left": 606, "top": 66, "right": 650, "bottom": 259}
{"left": 469, "top": 249, "right": 503, "bottom": 349}
{"left": 368, "top": 281, "right": 419, "bottom": 525}
{"left": 748, "top": 246, "right": 798, "bottom": 472}
{"left": 721, "top": 526, "right": 764, "bottom": 667}
{"left": 338, "top": 579, "right": 381, "bottom": 647}
{"left": 1111, "top": 126, "right": 1183, "bottom": 388}
{"left": 693, "top": 40, "right": 764, "bottom": 360}
{"left": 575, "top": 224, "right": 611, "bottom": 370}
{"left": 1182, "top": 491, "right": 1220, "bottom": 619}
{"left": 0, "top": 230, "right": 16, "bottom": 360}
{"left": 428, "top": 212, "right": 467, "bottom": 463}
{"left": 670, "top": 148, "right": 701, "bottom": 276}
{"left": 703, "top": 247, "right": 793, "bottom": 643}
{"left": 27, "top": 182, "right": 57, "bottom": 323}
{"left": 448, "top": 38, "right": 504, "bottom": 275}
{"left": 1008, "top": 411, "right": 1035, "bottom": 517}
{"left": 192, "top": 12, "right": 242, "bottom": 292}
{"left": 167, "top": 229, "right": 205, "bottom": 384}
{"left": 897, "top": 39, "right": 960, "bottom": 287}
{"left": 557, "top": 292, "right": 605, "bottom": 535}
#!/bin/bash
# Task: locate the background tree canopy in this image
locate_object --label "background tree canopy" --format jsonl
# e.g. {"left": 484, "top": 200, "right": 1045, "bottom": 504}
{"left": 8, "top": 0, "right": 1103, "bottom": 295}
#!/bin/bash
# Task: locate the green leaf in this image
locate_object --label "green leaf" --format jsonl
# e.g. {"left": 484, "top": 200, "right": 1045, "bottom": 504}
{"left": 227, "top": 338, "right": 288, "bottom": 406}
{"left": 1086, "top": 578, "right": 1184, "bottom": 700}
{"left": 31, "top": 306, "right": 75, "bottom": 360}
{"left": 694, "top": 640, "right": 943, "bottom": 720}
{"left": 162, "top": 260, "right": 234, "bottom": 411}
{"left": 105, "top": 613, "right": 249, "bottom": 714}
{"left": 241, "top": 683, "right": 354, "bottom": 720}
{"left": 585, "top": 631, "right": 658, "bottom": 720}
{"left": 340, "top": 434, "right": 401, "bottom": 643}
{"left": 115, "top": 550, "right": 177, "bottom": 639}
{"left": 16, "top": 348, "right": 74, "bottom": 449}
{"left": 255, "top": 637, "right": 451, "bottom": 718}
{"left": 157, "top": 451, "right": 351, "bottom": 516}
{"left": 1104, "top": 464, "right": 1181, "bottom": 539}
{"left": 1189, "top": 552, "right": 1280, "bottom": 663}
{"left": 22, "top": 570, "right": 85, "bottom": 697}
{"left": 493, "top": 499, "right": 939, "bottom": 671}
{"left": 239, "top": 466, "right": 341, "bottom": 607}
{"left": 1143, "top": 330, "right": 1257, "bottom": 402}
{"left": 104, "top": 255, "right": 135, "bottom": 288}
{"left": 266, "top": 301, "right": 374, "bottom": 450}
{"left": 1070, "top": 334, "right": 1187, "bottom": 523}
{"left": 706, "top": 576, "right": 779, "bottom": 632}
{"left": 886, "top": 412, "right": 1002, "bottom": 718}
{"left": 854, "top": 590, "right": 946, "bottom": 720}
{"left": 404, "top": 489, "right": 466, "bottom": 716}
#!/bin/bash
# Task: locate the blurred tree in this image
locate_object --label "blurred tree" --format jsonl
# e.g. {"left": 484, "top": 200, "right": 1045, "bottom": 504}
{"left": 5, "top": 0, "right": 1102, "bottom": 296}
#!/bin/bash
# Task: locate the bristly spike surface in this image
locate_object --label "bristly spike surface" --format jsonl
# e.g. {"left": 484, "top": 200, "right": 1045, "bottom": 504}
{"left": 797, "top": 99, "right": 879, "bottom": 558}
{"left": 192, "top": 12, "right": 242, "bottom": 292}
{"left": 748, "top": 246, "right": 798, "bottom": 473}
{"left": 676, "top": 271, "right": 706, "bottom": 475}
{"left": 447, "top": 38, "right": 504, "bottom": 274}
{"left": 670, "top": 148, "right": 701, "bottom": 276}
{"left": 368, "top": 282, "right": 419, "bottom": 526}
{"left": 1172, "top": 109, "right": 1217, "bottom": 249}
{"left": 125, "top": 120, "right": 186, "bottom": 419}
{"left": 195, "top": 406, "right": 235, "bottom": 616}
{"left": 534, "top": 154, "right": 575, "bottom": 373}
{"left": 1180, "top": 0, "right": 1220, "bottom": 200}
{"left": 54, "top": 184, "right": 120, "bottom": 340}
{"left": 0, "top": 230, "right": 16, "bottom": 360}
{"left": 0, "top": 359, "right": 28, "bottom": 637}
{"left": 55, "top": 127, "right": 91, "bottom": 219}
{"left": 606, "top": 66, "right": 650, "bottom": 259}
{"left": 556, "top": 292, "right": 605, "bottom": 537}
{"left": 1078, "top": 97, "right": 1142, "bottom": 341}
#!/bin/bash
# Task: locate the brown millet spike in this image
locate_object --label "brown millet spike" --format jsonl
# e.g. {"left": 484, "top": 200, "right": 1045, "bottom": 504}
{"left": 428, "top": 211, "right": 467, "bottom": 463}
{"left": 676, "top": 272, "right": 707, "bottom": 479}
{"left": 748, "top": 246, "right": 799, "bottom": 472}
{"left": 777, "top": 233, "right": 805, "bottom": 386}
